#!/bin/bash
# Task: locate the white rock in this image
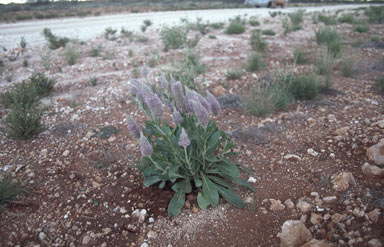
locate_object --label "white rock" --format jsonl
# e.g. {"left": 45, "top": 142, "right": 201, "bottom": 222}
{"left": 334, "top": 126, "right": 349, "bottom": 136}
{"left": 148, "top": 217, "right": 155, "bottom": 223}
{"left": 38, "top": 232, "right": 47, "bottom": 241}
{"left": 132, "top": 209, "right": 147, "bottom": 223}
{"left": 368, "top": 239, "right": 383, "bottom": 247}
{"left": 307, "top": 148, "right": 319, "bottom": 157}
{"left": 332, "top": 172, "right": 356, "bottom": 192}
{"left": 284, "top": 199, "right": 295, "bottom": 209}
{"left": 82, "top": 235, "right": 91, "bottom": 245}
{"left": 140, "top": 243, "right": 149, "bottom": 247}
{"left": 62, "top": 150, "right": 70, "bottom": 157}
{"left": 269, "top": 199, "right": 286, "bottom": 211}
{"left": 301, "top": 239, "right": 333, "bottom": 247}
{"left": 296, "top": 200, "right": 313, "bottom": 213}
{"left": 323, "top": 196, "right": 337, "bottom": 204}
{"left": 375, "top": 120, "right": 384, "bottom": 128}
{"left": 247, "top": 177, "right": 257, "bottom": 183}
{"left": 367, "top": 140, "right": 384, "bottom": 165}
{"left": 277, "top": 220, "right": 312, "bottom": 247}
{"left": 284, "top": 154, "right": 302, "bottom": 161}
{"left": 147, "top": 230, "right": 158, "bottom": 239}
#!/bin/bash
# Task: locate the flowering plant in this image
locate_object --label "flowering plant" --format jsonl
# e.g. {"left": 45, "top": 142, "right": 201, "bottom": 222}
{"left": 128, "top": 67, "right": 255, "bottom": 216}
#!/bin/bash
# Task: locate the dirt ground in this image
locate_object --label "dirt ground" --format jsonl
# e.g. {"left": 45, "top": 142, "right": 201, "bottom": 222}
{"left": 0, "top": 6, "right": 383, "bottom": 247}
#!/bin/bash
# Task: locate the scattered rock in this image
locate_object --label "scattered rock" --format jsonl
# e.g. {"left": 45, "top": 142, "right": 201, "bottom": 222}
{"left": 310, "top": 213, "right": 322, "bottom": 226}
{"left": 368, "top": 239, "right": 383, "bottom": 247}
{"left": 132, "top": 209, "right": 147, "bottom": 223}
{"left": 296, "top": 200, "right": 313, "bottom": 213}
{"left": 247, "top": 177, "right": 257, "bottom": 183}
{"left": 278, "top": 220, "right": 312, "bottom": 247}
{"left": 284, "top": 199, "right": 295, "bottom": 209}
{"left": 38, "top": 232, "right": 47, "bottom": 241}
{"left": 301, "top": 239, "right": 333, "bottom": 247}
{"left": 284, "top": 154, "right": 302, "bottom": 161}
{"left": 362, "top": 163, "right": 384, "bottom": 177}
{"left": 307, "top": 148, "right": 319, "bottom": 157}
{"left": 327, "top": 114, "right": 336, "bottom": 122}
{"left": 217, "top": 94, "right": 245, "bottom": 109}
{"left": 367, "top": 209, "right": 381, "bottom": 223}
{"left": 140, "top": 243, "right": 149, "bottom": 247}
{"left": 82, "top": 235, "right": 91, "bottom": 245}
{"left": 331, "top": 172, "right": 356, "bottom": 192}
{"left": 147, "top": 230, "right": 158, "bottom": 239}
{"left": 323, "top": 196, "right": 337, "bottom": 204}
{"left": 270, "top": 199, "right": 286, "bottom": 211}
{"left": 374, "top": 120, "right": 384, "bottom": 128}
{"left": 334, "top": 126, "right": 349, "bottom": 136}
{"left": 212, "top": 85, "right": 226, "bottom": 96}
{"left": 331, "top": 213, "right": 345, "bottom": 223}
{"left": 367, "top": 139, "right": 384, "bottom": 165}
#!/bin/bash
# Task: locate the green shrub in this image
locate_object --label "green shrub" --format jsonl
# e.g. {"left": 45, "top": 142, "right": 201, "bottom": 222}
{"left": 353, "top": 22, "right": 369, "bottom": 33}
{"left": 364, "top": 5, "right": 384, "bottom": 23}
{"left": 184, "top": 18, "right": 209, "bottom": 35}
{"left": 250, "top": 30, "right": 267, "bottom": 52}
{"left": 143, "top": 19, "right": 153, "bottom": 27}
{"left": 90, "top": 77, "right": 98, "bottom": 86}
{"left": 293, "top": 46, "right": 307, "bottom": 64}
{"left": 130, "top": 69, "right": 255, "bottom": 216}
{"left": 40, "top": 51, "right": 51, "bottom": 71}
{"left": 371, "top": 36, "right": 381, "bottom": 42}
{"left": 104, "top": 27, "right": 117, "bottom": 40}
{"left": 90, "top": 45, "right": 102, "bottom": 57}
{"left": 209, "top": 22, "right": 224, "bottom": 29}
{"left": 0, "top": 81, "right": 39, "bottom": 109}
{"left": 318, "top": 14, "right": 338, "bottom": 25}
{"left": 341, "top": 55, "right": 356, "bottom": 77}
{"left": 187, "top": 34, "right": 200, "bottom": 48}
{"left": 315, "top": 51, "right": 335, "bottom": 77}
{"left": 315, "top": 28, "right": 342, "bottom": 57}
{"left": 42, "top": 28, "right": 70, "bottom": 50}
{"left": 168, "top": 49, "right": 205, "bottom": 91}
{"left": 338, "top": 13, "right": 355, "bottom": 24}
{"left": 249, "top": 18, "right": 260, "bottom": 27}
{"left": 287, "top": 74, "right": 320, "bottom": 100}
{"left": 289, "top": 10, "right": 304, "bottom": 27}
{"left": 160, "top": 26, "right": 187, "bottom": 51}
{"left": 246, "top": 79, "right": 292, "bottom": 116}
{"left": 208, "top": 34, "right": 216, "bottom": 39}
{"left": 225, "top": 19, "right": 246, "bottom": 35}
{"left": 63, "top": 43, "right": 79, "bottom": 65}
{"left": 0, "top": 173, "right": 22, "bottom": 206}
{"left": 121, "top": 28, "right": 134, "bottom": 39}
{"left": 28, "top": 72, "right": 56, "bottom": 97}
{"left": 20, "top": 37, "right": 27, "bottom": 49}
{"left": 22, "top": 59, "right": 28, "bottom": 67}
{"left": 373, "top": 75, "right": 384, "bottom": 92}
{"left": 247, "top": 52, "right": 264, "bottom": 72}
{"left": 225, "top": 68, "right": 244, "bottom": 80}
{"left": 262, "top": 29, "right": 276, "bottom": 36}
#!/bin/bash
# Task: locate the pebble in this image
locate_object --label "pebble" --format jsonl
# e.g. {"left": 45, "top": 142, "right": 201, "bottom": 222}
{"left": 247, "top": 177, "right": 257, "bottom": 183}
{"left": 269, "top": 199, "right": 285, "bottom": 211}
{"left": 296, "top": 200, "right": 312, "bottom": 213}
{"left": 62, "top": 150, "right": 70, "bottom": 157}
{"left": 38, "top": 232, "right": 47, "bottom": 241}
{"left": 284, "top": 199, "right": 295, "bottom": 209}
{"left": 148, "top": 217, "right": 155, "bottom": 223}
{"left": 323, "top": 196, "right": 337, "bottom": 204}
{"left": 368, "top": 239, "right": 383, "bottom": 247}
{"left": 147, "top": 230, "right": 158, "bottom": 239}
{"left": 307, "top": 148, "right": 319, "bottom": 157}
{"left": 82, "top": 235, "right": 91, "bottom": 245}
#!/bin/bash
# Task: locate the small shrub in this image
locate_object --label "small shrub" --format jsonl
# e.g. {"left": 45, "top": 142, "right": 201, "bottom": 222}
{"left": 136, "top": 35, "right": 149, "bottom": 43}
{"left": 40, "top": 51, "right": 51, "bottom": 71}
{"left": 209, "top": 22, "right": 224, "bottom": 30}
{"left": 262, "top": 29, "right": 276, "bottom": 36}
{"left": 225, "top": 68, "right": 244, "bottom": 80}
{"left": 160, "top": 26, "right": 187, "bottom": 51}
{"left": 293, "top": 46, "right": 307, "bottom": 64}
{"left": 22, "top": 59, "right": 28, "bottom": 67}
{"left": 338, "top": 13, "right": 355, "bottom": 24}
{"left": 269, "top": 12, "right": 278, "bottom": 18}
{"left": 121, "top": 28, "right": 134, "bottom": 39}
{"left": 341, "top": 55, "right": 356, "bottom": 77}
{"left": 143, "top": 19, "right": 153, "bottom": 27}
{"left": 315, "top": 51, "right": 335, "bottom": 77}
{"left": 131, "top": 68, "right": 140, "bottom": 78}
{"left": 289, "top": 10, "right": 304, "bottom": 27}
{"left": 247, "top": 52, "right": 264, "bottom": 72}
{"left": 208, "top": 35, "right": 216, "bottom": 39}
{"left": 250, "top": 30, "right": 267, "bottom": 52}
{"left": 373, "top": 75, "right": 384, "bottom": 92}
{"left": 28, "top": 72, "right": 56, "bottom": 97}
{"left": 140, "top": 25, "right": 148, "bottom": 33}
{"left": 130, "top": 68, "right": 255, "bottom": 216}
{"left": 371, "top": 36, "right": 381, "bottom": 42}
{"left": 187, "top": 34, "right": 200, "bottom": 48}
{"left": 104, "top": 27, "right": 117, "bottom": 40}
{"left": 90, "top": 45, "right": 102, "bottom": 57}
{"left": 353, "top": 22, "right": 369, "bottom": 33}
{"left": 315, "top": 28, "right": 342, "bottom": 57}
{"left": 248, "top": 18, "right": 260, "bottom": 27}
{"left": 63, "top": 43, "right": 79, "bottom": 65}
{"left": 184, "top": 18, "right": 209, "bottom": 35}
{"left": 225, "top": 19, "right": 246, "bottom": 35}
{"left": 42, "top": 28, "right": 69, "bottom": 50}
{"left": 0, "top": 81, "right": 38, "bottom": 109}
{"left": 364, "top": 6, "right": 384, "bottom": 23}
{"left": 287, "top": 74, "right": 320, "bottom": 100}
{"left": 90, "top": 77, "right": 98, "bottom": 86}
{"left": 20, "top": 37, "right": 27, "bottom": 49}
{"left": 0, "top": 173, "right": 22, "bottom": 206}
{"left": 318, "top": 14, "right": 338, "bottom": 26}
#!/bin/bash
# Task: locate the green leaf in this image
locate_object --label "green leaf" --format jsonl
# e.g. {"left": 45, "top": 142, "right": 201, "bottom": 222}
{"left": 206, "top": 131, "right": 220, "bottom": 155}
{"left": 172, "top": 180, "right": 185, "bottom": 192}
{"left": 193, "top": 175, "right": 203, "bottom": 187}
{"left": 215, "top": 184, "right": 245, "bottom": 208}
{"left": 143, "top": 176, "right": 161, "bottom": 187}
{"left": 216, "top": 160, "right": 240, "bottom": 178}
{"left": 208, "top": 175, "right": 232, "bottom": 189}
{"left": 159, "top": 180, "right": 165, "bottom": 189}
{"left": 197, "top": 192, "right": 210, "bottom": 210}
{"left": 201, "top": 173, "right": 219, "bottom": 207}
{"left": 231, "top": 177, "right": 256, "bottom": 192}
{"left": 168, "top": 190, "right": 186, "bottom": 216}
{"left": 205, "top": 155, "right": 220, "bottom": 163}
{"left": 185, "top": 178, "right": 192, "bottom": 193}
{"left": 222, "top": 142, "right": 234, "bottom": 154}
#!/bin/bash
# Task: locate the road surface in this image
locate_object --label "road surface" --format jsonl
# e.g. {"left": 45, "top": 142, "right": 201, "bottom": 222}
{"left": 0, "top": 4, "right": 375, "bottom": 50}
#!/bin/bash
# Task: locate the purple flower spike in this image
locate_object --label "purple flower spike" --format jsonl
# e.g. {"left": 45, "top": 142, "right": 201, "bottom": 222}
{"left": 171, "top": 81, "right": 186, "bottom": 113}
{"left": 140, "top": 132, "right": 153, "bottom": 157}
{"left": 172, "top": 108, "right": 183, "bottom": 125}
{"left": 163, "top": 98, "right": 173, "bottom": 113}
{"left": 206, "top": 91, "right": 221, "bottom": 116}
{"left": 141, "top": 64, "right": 149, "bottom": 78}
{"left": 126, "top": 117, "right": 140, "bottom": 138}
{"left": 178, "top": 128, "right": 191, "bottom": 148}
{"left": 198, "top": 93, "right": 211, "bottom": 112}
{"left": 160, "top": 73, "right": 168, "bottom": 90}
{"left": 190, "top": 100, "right": 210, "bottom": 129}
{"left": 144, "top": 92, "right": 163, "bottom": 118}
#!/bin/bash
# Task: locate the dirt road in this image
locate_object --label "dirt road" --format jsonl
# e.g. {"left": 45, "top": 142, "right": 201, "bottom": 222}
{"left": 0, "top": 4, "right": 374, "bottom": 50}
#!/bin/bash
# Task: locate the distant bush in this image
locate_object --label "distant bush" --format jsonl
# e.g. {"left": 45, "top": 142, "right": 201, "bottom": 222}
{"left": 63, "top": 43, "right": 79, "bottom": 65}
{"left": 364, "top": 5, "right": 384, "bottom": 23}
{"left": 90, "top": 45, "right": 102, "bottom": 57}
{"left": 184, "top": 18, "right": 209, "bottom": 35}
{"left": 338, "top": 13, "right": 355, "bottom": 24}
{"left": 20, "top": 37, "right": 26, "bottom": 49}
{"left": 28, "top": 72, "right": 56, "bottom": 97}
{"left": 353, "top": 22, "right": 369, "bottom": 33}
{"left": 247, "top": 52, "right": 264, "bottom": 72}
{"left": 315, "top": 28, "right": 342, "bottom": 57}
{"left": 282, "top": 10, "right": 304, "bottom": 34}
{"left": 209, "top": 22, "right": 224, "bottom": 30}
{"left": 341, "top": 55, "right": 356, "bottom": 78}
{"left": 318, "top": 14, "right": 338, "bottom": 26}
{"left": 160, "top": 26, "right": 187, "bottom": 51}
{"left": 250, "top": 30, "right": 267, "bottom": 52}
{"left": 262, "top": 29, "right": 276, "bottom": 36}
{"left": 287, "top": 74, "right": 320, "bottom": 100}
{"left": 0, "top": 81, "right": 39, "bottom": 109}
{"left": 225, "top": 68, "right": 244, "bottom": 80}
{"left": 315, "top": 51, "right": 335, "bottom": 77}
{"left": 42, "top": 28, "right": 70, "bottom": 50}
{"left": 293, "top": 46, "right": 307, "bottom": 64}
{"left": 248, "top": 18, "right": 260, "bottom": 27}
{"left": 187, "top": 34, "right": 200, "bottom": 48}
{"left": 104, "top": 27, "right": 117, "bottom": 40}
{"left": 225, "top": 19, "right": 246, "bottom": 35}
{"left": 373, "top": 75, "right": 384, "bottom": 92}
